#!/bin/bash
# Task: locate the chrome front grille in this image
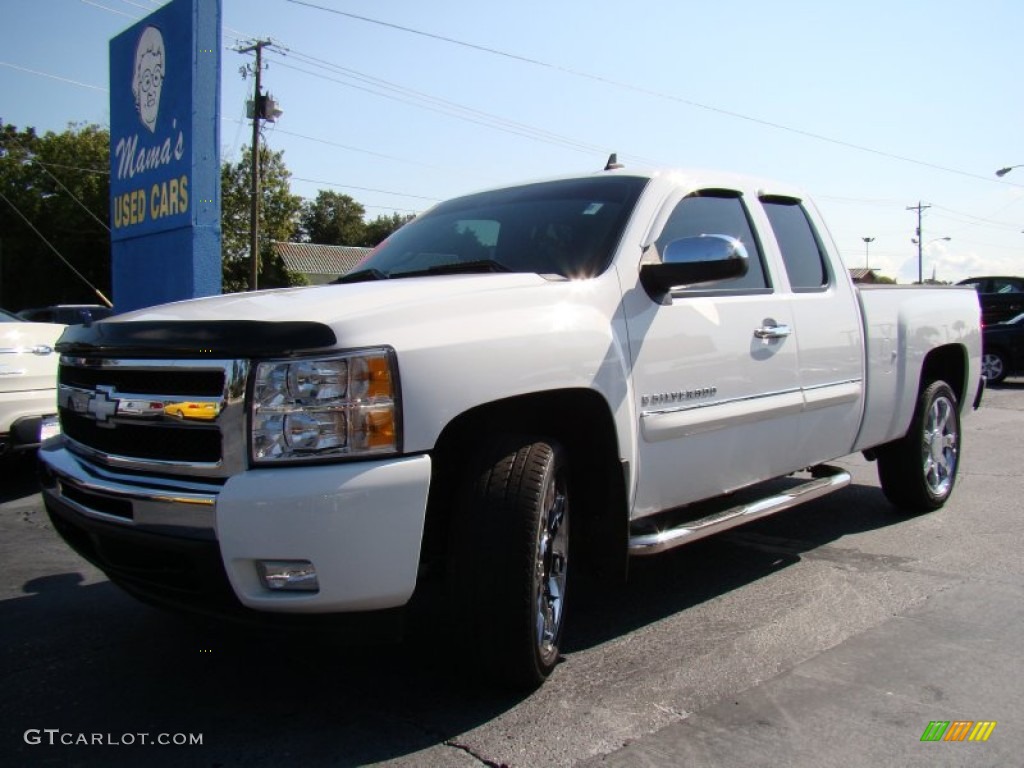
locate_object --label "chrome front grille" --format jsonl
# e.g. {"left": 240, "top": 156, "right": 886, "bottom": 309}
{"left": 56, "top": 357, "right": 250, "bottom": 479}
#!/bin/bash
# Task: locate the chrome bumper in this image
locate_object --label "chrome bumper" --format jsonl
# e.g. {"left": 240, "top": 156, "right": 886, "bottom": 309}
{"left": 38, "top": 439, "right": 220, "bottom": 540}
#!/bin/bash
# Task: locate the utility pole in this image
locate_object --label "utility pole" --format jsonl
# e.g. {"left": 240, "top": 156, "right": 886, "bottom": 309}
{"left": 906, "top": 201, "right": 931, "bottom": 284}
{"left": 238, "top": 40, "right": 274, "bottom": 291}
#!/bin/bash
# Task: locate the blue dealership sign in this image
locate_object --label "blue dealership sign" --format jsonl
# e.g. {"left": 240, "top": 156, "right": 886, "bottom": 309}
{"left": 109, "top": 0, "right": 221, "bottom": 311}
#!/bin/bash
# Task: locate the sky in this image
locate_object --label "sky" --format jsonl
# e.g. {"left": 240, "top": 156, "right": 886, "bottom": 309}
{"left": 1, "top": 0, "right": 1023, "bottom": 284}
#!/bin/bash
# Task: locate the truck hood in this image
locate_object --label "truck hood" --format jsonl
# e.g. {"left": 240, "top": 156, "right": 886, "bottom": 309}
{"left": 113, "top": 273, "right": 553, "bottom": 327}
{"left": 58, "top": 270, "right": 625, "bottom": 364}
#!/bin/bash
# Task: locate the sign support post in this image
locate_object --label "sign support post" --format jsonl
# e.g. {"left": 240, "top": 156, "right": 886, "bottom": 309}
{"left": 109, "top": 0, "right": 222, "bottom": 313}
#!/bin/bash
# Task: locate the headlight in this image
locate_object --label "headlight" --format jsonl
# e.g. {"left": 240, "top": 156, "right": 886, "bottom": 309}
{"left": 251, "top": 347, "right": 400, "bottom": 464}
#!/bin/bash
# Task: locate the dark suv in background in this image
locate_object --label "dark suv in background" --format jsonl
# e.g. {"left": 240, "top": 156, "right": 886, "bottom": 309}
{"left": 957, "top": 276, "right": 1024, "bottom": 325}
{"left": 981, "top": 312, "right": 1024, "bottom": 383}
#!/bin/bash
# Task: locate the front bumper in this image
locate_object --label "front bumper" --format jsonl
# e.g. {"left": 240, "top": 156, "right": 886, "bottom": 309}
{"left": 1, "top": 387, "right": 58, "bottom": 454}
{"left": 39, "top": 441, "right": 432, "bottom": 615}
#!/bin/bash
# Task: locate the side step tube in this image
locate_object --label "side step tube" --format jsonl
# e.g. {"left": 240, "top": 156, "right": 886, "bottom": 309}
{"left": 628, "top": 466, "right": 851, "bottom": 556}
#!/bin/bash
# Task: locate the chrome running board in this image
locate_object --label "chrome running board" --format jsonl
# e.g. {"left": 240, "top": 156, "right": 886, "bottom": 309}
{"left": 628, "top": 466, "right": 851, "bottom": 556}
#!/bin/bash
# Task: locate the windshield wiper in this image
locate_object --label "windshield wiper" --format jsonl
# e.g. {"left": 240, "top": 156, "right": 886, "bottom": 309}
{"left": 396, "top": 259, "right": 513, "bottom": 278}
{"left": 333, "top": 268, "right": 389, "bottom": 284}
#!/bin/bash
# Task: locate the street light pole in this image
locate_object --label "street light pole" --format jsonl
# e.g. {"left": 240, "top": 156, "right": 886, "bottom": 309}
{"left": 995, "top": 164, "right": 1023, "bottom": 178}
{"left": 861, "top": 237, "right": 875, "bottom": 269}
{"left": 911, "top": 236, "right": 951, "bottom": 283}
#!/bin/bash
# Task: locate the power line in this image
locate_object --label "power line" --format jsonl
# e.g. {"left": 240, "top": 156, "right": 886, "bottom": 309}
{"left": 36, "top": 161, "right": 108, "bottom": 175}
{"left": 0, "top": 61, "right": 107, "bottom": 92}
{"left": 289, "top": 195, "right": 422, "bottom": 215}
{"left": 268, "top": 57, "right": 613, "bottom": 159}
{"left": 285, "top": 1, "right": 593, "bottom": 70}
{"left": 0, "top": 189, "right": 113, "bottom": 307}
{"left": 10, "top": 9, "right": 591, "bottom": 227}
{"left": 57, "top": 0, "right": 1024, "bottom": 254}
{"left": 250, "top": 122, "right": 466, "bottom": 172}
{"left": 284, "top": 0, "right": 1022, "bottom": 188}
{"left": 109, "top": 0, "right": 162, "bottom": 13}
{"left": 930, "top": 204, "right": 1021, "bottom": 231}
{"left": 2, "top": 133, "right": 110, "bottom": 233}
{"left": 275, "top": 47, "right": 655, "bottom": 162}
{"left": 78, "top": 0, "right": 139, "bottom": 21}
{"left": 70, "top": 0, "right": 1024, "bottom": 196}
{"left": 817, "top": 194, "right": 908, "bottom": 208}
{"left": 290, "top": 177, "right": 440, "bottom": 202}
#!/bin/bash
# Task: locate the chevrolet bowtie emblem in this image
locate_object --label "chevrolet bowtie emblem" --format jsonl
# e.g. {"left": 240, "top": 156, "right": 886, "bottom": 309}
{"left": 87, "top": 385, "right": 119, "bottom": 424}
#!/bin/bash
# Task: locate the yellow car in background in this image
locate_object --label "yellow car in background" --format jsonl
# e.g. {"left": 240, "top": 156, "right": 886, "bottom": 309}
{"left": 162, "top": 401, "right": 220, "bottom": 421}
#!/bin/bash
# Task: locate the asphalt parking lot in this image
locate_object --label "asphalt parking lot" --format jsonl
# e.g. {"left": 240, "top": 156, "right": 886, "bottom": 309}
{"left": 2, "top": 382, "right": 1022, "bottom": 767}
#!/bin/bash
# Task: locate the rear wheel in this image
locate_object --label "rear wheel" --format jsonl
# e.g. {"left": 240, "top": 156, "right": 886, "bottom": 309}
{"left": 450, "top": 436, "right": 570, "bottom": 688}
{"left": 877, "top": 380, "right": 961, "bottom": 512}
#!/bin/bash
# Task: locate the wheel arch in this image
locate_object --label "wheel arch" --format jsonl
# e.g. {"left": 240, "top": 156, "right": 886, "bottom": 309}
{"left": 420, "top": 388, "right": 629, "bottom": 583}
{"left": 863, "top": 342, "right": 970, "bottom": 461}
{"left": 920, "top": 343, "right": 969, "bottom": 410}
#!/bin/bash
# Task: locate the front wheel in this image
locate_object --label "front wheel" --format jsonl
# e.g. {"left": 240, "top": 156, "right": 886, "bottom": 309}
{"left": 450, "top": 437, "right": 570, "bottom": 688}
{"left": 877, "top": 380, "right": 961, "bottom": 512}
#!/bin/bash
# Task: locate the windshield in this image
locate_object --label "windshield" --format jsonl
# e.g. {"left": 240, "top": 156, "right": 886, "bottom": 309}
{"left": 347, "top": 176, "right": 648, "bottom": 281}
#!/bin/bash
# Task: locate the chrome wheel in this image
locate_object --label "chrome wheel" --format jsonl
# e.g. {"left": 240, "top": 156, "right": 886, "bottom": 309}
{"left": 878, "top": 380, "right": 961, "bottom": 512}
{"left": 535, "top": 472, "right": 569, "bottom": 665}
{"left": 921, "top": 392, "right": 958, "bottom": 498}
{"left": 981, "top": 351, "right": 1006, "bottom": 383}
{"left": 452, "top": 437, "right": 571, "bottom": 687}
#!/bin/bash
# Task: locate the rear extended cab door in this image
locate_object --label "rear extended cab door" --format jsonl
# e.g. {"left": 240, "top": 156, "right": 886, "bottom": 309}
{"left": 756, "top": 193, "right": 864, "bottom": 468}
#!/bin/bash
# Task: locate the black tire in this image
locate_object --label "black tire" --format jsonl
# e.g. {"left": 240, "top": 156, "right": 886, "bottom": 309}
{"left": 876, "top": 380, "right": 961, "bottom": 512}
{"left": 981, "top": 350, "right": 1007, "bottom": 384}
{"left": 450, "top": 436, "right": 570, "bottom": 688}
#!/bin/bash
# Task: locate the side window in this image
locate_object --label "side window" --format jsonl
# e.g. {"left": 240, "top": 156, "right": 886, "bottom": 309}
{"left": 761, "top": 197, "right": 829, "bottom": 291}
{"left": 654, "top": 192, "right": 769, "bottom": 291}
{"left": 991, "top": 278, "right": 1023, "bottom": 294}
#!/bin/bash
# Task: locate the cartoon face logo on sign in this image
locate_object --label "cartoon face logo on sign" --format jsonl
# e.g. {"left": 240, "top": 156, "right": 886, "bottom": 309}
{"left": 132, "top": 26, "right": 165, "bottom": 133}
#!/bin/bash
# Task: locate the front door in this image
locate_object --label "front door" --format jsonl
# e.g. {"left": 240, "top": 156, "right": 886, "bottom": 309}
{"left": 622, "top": 190, "right": 802, "bottom": 519}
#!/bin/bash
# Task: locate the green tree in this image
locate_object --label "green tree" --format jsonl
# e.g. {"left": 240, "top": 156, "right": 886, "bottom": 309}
{"left": 299, "top": 190, "right": 367, "bottom": 245}
{"left": 0, "top": 122, "right": 111, "bottom": 311}
{"left": 220, "top": 144, "right": 306, "bottom": 293}
{"left": 363, "top": 211, "right": 415, "bottom": 247}
{"left": 1, "top": 123, "right": 406, "bottom": 305}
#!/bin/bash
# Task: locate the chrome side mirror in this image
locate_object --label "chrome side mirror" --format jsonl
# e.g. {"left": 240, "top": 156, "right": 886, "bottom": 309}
{"left": 640, "top": 235, "right": 749, "bottom": 303}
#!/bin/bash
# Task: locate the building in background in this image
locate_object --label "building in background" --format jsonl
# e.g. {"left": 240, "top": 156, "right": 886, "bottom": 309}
{"left": 274, "top": 242, "right": 370, "bottom": 285}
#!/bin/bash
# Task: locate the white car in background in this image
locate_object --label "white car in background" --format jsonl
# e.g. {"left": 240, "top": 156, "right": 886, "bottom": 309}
{"left": 1, "top": 309, "right": 64, "bottom": 456}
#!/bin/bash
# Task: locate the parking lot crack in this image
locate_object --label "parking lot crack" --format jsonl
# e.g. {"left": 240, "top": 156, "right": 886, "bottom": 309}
{"left": 443, "top": 738, "right": 508, "bottom": 768}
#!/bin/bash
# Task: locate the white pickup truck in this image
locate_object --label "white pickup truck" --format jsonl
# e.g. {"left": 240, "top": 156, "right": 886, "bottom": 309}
{"left": 40, "top": 165, "right": 983, "bottom": 688}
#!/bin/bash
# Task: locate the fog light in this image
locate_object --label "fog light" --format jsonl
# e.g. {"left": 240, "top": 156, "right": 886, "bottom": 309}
{"left": 257, "top": 560, "right": 319, "bottom": 592}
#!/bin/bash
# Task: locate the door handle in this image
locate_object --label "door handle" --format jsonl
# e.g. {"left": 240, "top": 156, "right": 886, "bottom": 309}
{"left": 754, "top": 324, "right": 792, "bottom": 341}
